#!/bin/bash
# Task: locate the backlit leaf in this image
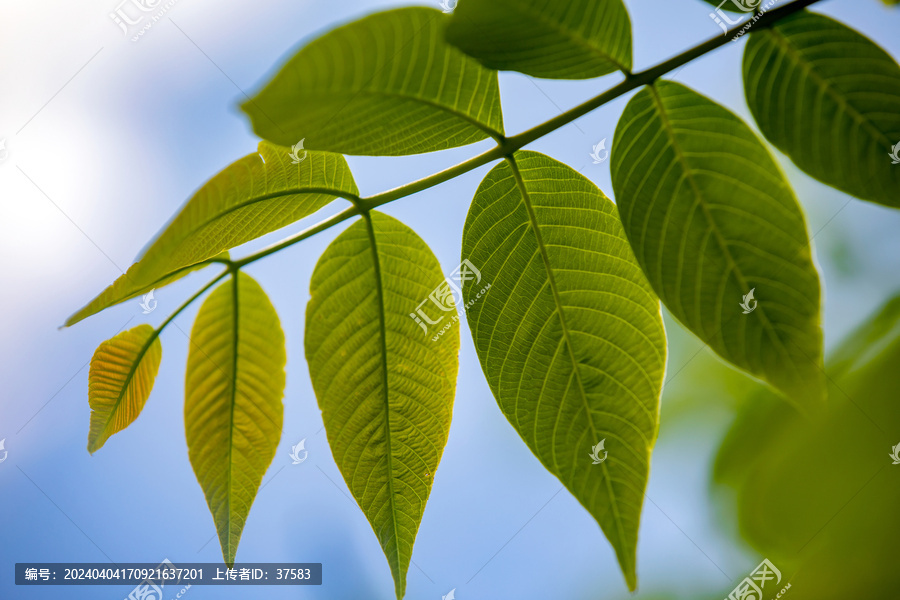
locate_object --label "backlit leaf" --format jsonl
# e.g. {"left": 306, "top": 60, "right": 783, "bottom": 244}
{"left": 461, "top": 150, "right": 666, "bottom": 590}
{"left": 445, "top": 0, "right": 632, "bottom": 79}
{"left": 305, "top": 212, "right": 459, "bottom": 599}
{"left": 743, "top": 11, "right": 900, "bottom": 207}
{"left": 66, "top": 142, "right": 357, "bottom": 326}
{"left": 610, "top": 80, "right": 825, "bottom": 409}
{"left": 87, "top": 324, "right": 162, "bottom": 453}
{"left": 242, "top": 7, "right": 504, "bottom": 156}
{"left": 185, "top": 272, "right": 286, "bottom": 567}
{"left": 715, "top": 294, "right": 900, "bottom": 599}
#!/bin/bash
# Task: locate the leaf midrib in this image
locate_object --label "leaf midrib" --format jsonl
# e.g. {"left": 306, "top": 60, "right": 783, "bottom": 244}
{"left": 225, "top": 272, "right": 240, "bottom": 564}
{"left": 505, "top": 155, "right": 630, "bottom": 568}
{"left": 155, "top": 186, "right": 360, "bottom": 270}
{"left": 646, "top": 84, "right": 802, "bottom": 383}
{"left": 362, "top": 213, "right": 404, "bottom": 588}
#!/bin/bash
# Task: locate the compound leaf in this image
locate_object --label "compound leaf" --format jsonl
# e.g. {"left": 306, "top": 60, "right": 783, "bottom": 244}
{"left": 185, "top": 272, "right": 286, "bottom": 567}
{"left": 445, "top": 0, "right": 632, "bottom": 79}
{"left": 242, "top": 7, "right": 504, "bottom": 156}
{"left": 66, "top": 142, "right": 357, "bottom": 326}
{"left": 744, "top": 11, "right": 900, "bottom": 207}
{"left": 610, "top": 80, "right": 825, "bottom": 409}
{"left": 87, "top": 324, "right": 162, "bottom": 453}
{"left": 462, "top": 150, "right": 666, "bottom": 590}
{"left": 305, "top": 212, "right": 459, "bottom": 599}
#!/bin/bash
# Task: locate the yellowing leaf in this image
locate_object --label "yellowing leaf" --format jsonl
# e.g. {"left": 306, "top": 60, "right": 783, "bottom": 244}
{"left": 242, "top": 7, "right": 504, "bottom": 156}
{"left": 66, "top": 142, "right": 357, "bottom": 326}
{"left": 462, "top": 151, "right": 666, "bottom": 590}
{"left": 305, "top": 212, "right": 459, "bottom": 599}
{"left": 185, "top": 272, "right": 286, "bottom": 566}
{"left": 87, "top": 324, "right": 162, "bottom": 453}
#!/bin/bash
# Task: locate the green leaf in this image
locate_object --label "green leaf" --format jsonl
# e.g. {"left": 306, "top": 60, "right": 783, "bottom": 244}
{"left": 185, "top": 272, "right": 286, "bottom": 567}
{"left": 714, "top": 294, "right": 900, "bottom": 598}
{"left": 305, "top": 212, "right": 459, "bottom": 599}
{"left": 241, "top": 7, "right": 504, "bottom": 156}
{"left": 610, "top": 80, "right": 825, "bottom": 409}
{"left": 461, "top": 151, "right": 666, "bottom": 590}
{"left": 66, "top": 142, "right": 357, "bottom": 326}
{"left": 87, "top": 324, "right": 162, "bottom": 453}
{"left": 445, "top": 0, "right": 632, "bottom": 79}
{"left": 743, "top": 11, "right": 900, "bottom": 207}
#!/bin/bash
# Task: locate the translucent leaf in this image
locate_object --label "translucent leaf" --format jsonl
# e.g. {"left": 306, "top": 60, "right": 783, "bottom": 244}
{"left": 185, "top": 272, "right": 286, "bottom": 567}
{"left": 305, "top": 212, "right": 459, "bottom": 598}
{"left": 87, "top": 324, "right": 162, "bottom": 453}
{"left": 610, "top": 80, "right": 825, "bottom": 409}
{"left": 461, "top": 150, "right": 666, "bottom": 590}
{"left": 241, "top": 7, "right": 504, "bottom": 156}
{"left": 445, "top": 0, "right": 632, "bottom": 79}
{"left": 714, "top": 294, "right": 900, "bottom": 598}
{"left": 66, "top": 142, "right": 357, "bottom": 326}
{"left": 743, "top": 11, "right": 900, "bottom": 207}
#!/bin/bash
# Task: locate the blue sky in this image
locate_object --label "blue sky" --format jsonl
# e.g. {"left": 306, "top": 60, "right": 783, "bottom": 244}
{"left": 2, "top": 1, "right": 899, "bottom": 598}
